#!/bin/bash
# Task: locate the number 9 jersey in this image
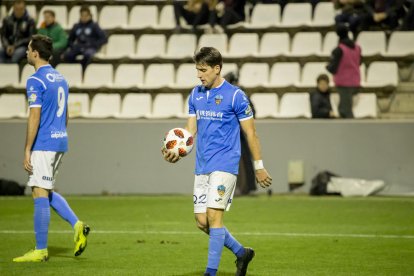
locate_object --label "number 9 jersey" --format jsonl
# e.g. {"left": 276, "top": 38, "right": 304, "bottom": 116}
{"left": 26, "top": 64, "right": 69, "bottom": 152}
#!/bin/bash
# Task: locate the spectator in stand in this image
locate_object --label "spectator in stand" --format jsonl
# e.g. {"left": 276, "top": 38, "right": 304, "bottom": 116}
{"left": 214, "top": 0, "right": 246, "bottom": 31}
{"left": 173, "top": 0, "right": 214, "bottom": 33}
{"left": 0, "top": 0, "right": 36, "bottom": 63}
{"left": 334, "top": 0, "right": 365, "bottom": 38}
{"left": 359, "top": 0, "right": 406, "bottom": 31}
{"left": 326, "top": 24, "right": 361, "bottom": 118}
{"left": 37, "top": 10, "right": 68, "bottom": 67}
{"left": 310, "top": 74, "right": 337, "bottom": 119}
{"left": 63, "top": 6, "right": 107, "bottom": 71}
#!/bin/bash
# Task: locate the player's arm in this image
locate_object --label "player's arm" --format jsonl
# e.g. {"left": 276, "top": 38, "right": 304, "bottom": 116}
{"left": 240, "top": 118, "right": 272, "bottom": 188}
{"left": 24, "top": 107, "right": 41, "bottom": 173}
{"left": 185, "top": 116, "right": 197, "bottom": 137}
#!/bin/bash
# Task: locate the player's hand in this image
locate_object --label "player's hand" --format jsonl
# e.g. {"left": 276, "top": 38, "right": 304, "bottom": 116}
{"left": 23, "top": 150, "right": 33, "bottom": 173}
{"left": 161, "top": 147, "right": 180, "bottom": 163}
{"left": 255, "top": 168, "right": 272, "bottom": 188}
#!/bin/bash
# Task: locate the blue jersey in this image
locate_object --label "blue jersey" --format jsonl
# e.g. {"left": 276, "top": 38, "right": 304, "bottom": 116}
{"left": 188, "top": 80, "right": 253, "bottom": 175}
{"left": 26, "top": 64, "right": 69, "bottom": 152}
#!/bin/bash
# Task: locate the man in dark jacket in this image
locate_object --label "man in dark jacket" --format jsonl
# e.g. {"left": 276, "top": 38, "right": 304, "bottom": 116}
{"left": 359, "top": 0, "right": 405, "bottom": 31}
{"left": 63, "top": 6, "right": 107, "bottom": 70}
{"left": 310, "top": 74, "right": 336, "bottom": 119}
{"left": 0, "top": 0, "right": 36, "bottom": 63}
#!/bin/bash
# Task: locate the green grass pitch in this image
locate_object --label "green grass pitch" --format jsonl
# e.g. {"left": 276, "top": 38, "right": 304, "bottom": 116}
{"left": 0, "top": 195, "right": 413, "bottom": 275}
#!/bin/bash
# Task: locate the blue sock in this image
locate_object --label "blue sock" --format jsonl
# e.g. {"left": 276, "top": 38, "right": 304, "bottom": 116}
{"left": 206, "top": 228, "right": 225, "bottom": 275}
{"left": 48, "top": 192, "right": 78, "bottom": 228}
{"left": 224, "top": 227, "right": 245, "bottom": 258}
{"left": 34, "top": 197, "right": 50, "bottom": 250}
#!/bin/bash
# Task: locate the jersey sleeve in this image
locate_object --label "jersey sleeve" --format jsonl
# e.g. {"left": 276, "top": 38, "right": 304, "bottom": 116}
{"left": 188, "top": 88, "right": 196, "bottom": 117}
{"left": 233, "top": 89, "right": 254, "bottom": 121}
{"left": 26, "top": 77, "right": 46, "bottom": 108}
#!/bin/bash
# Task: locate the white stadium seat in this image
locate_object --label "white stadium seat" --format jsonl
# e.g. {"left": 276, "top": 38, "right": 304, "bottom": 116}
{"left": 0, "top": 94, "right": 27, "bottom": 119}
{"left": 357, "top": 31, "right": 386, "bottom": 56}
{"left": 88, "top": 93, "right": 121, "bottom": 118}
{"left": 68, "top": 93, "right": 89, "bottom": 118}
{"left": 290, "top": 32, "right": 322, "bottom": 56}
{"left": 267, "top": 62, "right": 300, "bottom": 88}
{"left": 239, "top": 63, "right": 269, "bottom": 88}
{"left": 163, "top": 34, "right": 196, "bottom": 58}
{"left": 143, "top": 64, "right": 175, "bottom": 89}
{"left": 0, "top": 64, "right": 19, "bottom": 87}
{"left": 226, "top": 33, "right": 259, "bottom": 58}
{"left": 312, "top": 2, "right": 335, "bottom": 26}
{"left": 117, "top": 93, "right": 152, "bottom": 119}
{"left": 150, "top": 93, "right": 184, "bottom": 118}
{"left": 364, "top": 61, "right": 398, "bottom": 87}
{"left": 135, "top": 34, "right": 166, "bottom": 59}
{"left": 38, "top": 6, "right": 67, "bottom": 29}
{"left": 221, "top": 63, "right": 239, "bottom": 77}
{"left": 384, "top": 31, "right": 414, "bottom": 57}
{"left": 278, "top": 92, "right": 311, "bottom": 118}
{"left": 99, "top": 6, "right": 128, "bottom": 29}
{"left": 17, "top": 65, "right": 35, "bottom": 88}
{"left": 257, "top": 32, "right": 289, "bottom": 57}
{"left": 157, "top": 5, "right": 175, "bottom": 29}
{"left": 250, "top": 93, "right": 279, "bottom": 118}
{"left": 320, "top": 31, "right": 337, "bottom": 57}
{"left": 56, "top": 64, "right": 83, "bottom": 88}
{"left": 68, "top": 6, "right": 98, "bottom": 29}
{"left": 113, "top": 64, "right": 144, "bottom": 88}
{"left": 128, "top": 5, "right": 158, "bottom": 29}
{"left": 83, "top": 64, "right": 113, "bottom": 88}
{"left": 249, "top": 4, "right": 281, "bottom": 28}
{"left": 101, "top": 34, "right": 135, "bottom": 59}
{"left": 281, "top": 3, "right": 312, "bottom": 27}
{"left": 297, "top": 62, "right": 332, "bottom": 88}
{"left": 353, "top": 93, "right": 377, "bottom": 118}
{"left": 198, "top": 34, "right": 228, "bottom": 55}
{"left": 172, "top": 63, "right": 199, "bottom": 89}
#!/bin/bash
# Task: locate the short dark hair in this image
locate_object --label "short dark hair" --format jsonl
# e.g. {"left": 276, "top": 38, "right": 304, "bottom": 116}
{"left": 14, "top": 0, "right": 25, "bottom": 6}
{"left": 43, "top": 9, "right": 55, "bottom": 17}
{"left": 80, "top": 5, "right": 91, "bottom": 15}
{"left": 317, "top": 74, "right": 329, "bottom": 83}
{"left": 193, "top": 47, "right": 222, "bottom": 69}
{"left": 30, "top": 34, "right": 53, "bottom": 61}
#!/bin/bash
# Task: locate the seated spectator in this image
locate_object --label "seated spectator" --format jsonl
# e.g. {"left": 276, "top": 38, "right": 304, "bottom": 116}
{"left": 0, "top": 0, "right": 36, "bottom": 63}
{"left": 214, "top": 0, "right": 246, "bottom": 30}
{"left": 173, "top": 0, "right": 213, "bottom": 32}
{"left": 310, "top": 74, "right": 336, "bottom": 119}
{"left": 359, "top": 0, "right": 406, "bottom": 32}
{"left": 63, "top": 6, "right": 107, "bottom": 70}
{"left": 37, "top": 10, "right": 68, "bottom": 67}
{"left": 334, "top": 0, "right": 365, "bottom": 38}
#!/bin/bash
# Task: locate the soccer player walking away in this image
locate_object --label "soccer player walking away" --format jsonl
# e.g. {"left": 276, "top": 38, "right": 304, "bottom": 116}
{"left": 13, "top": 34, "right": 89, "bottom": 262}
{"left": 162, "top": 47, "right": 272, "bottom": 276}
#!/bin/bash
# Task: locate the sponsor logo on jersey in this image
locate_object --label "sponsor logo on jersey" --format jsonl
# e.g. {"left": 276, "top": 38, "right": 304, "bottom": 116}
{"left": 46, "top": 73, "right": 64, "bottom": 83}
{"left": 51, "top": 131, "right": 68, "bottom": 139}
{"left": 28, "top": 93, "right": 37, "bottom": 104}
{"left": 217, "top": 185, "right": 226, "bottom": 197}
{"left": 215, "top": 94, "right": 223, "bottom": 105}
{"left": 196, "top": 110, "right": 224, "bottom": 121}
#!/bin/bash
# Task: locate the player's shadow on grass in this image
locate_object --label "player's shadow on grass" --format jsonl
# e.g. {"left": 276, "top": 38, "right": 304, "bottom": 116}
{"left": 48, "top": 246, "right": 77, "bottom": 259}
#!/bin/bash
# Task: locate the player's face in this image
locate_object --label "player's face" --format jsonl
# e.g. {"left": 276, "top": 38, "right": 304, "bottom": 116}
{"left": 26, "top": 42, "right": 36, "bottom": 66}
{"left": 196, "top": 63, "right": 221, "bottom": 89}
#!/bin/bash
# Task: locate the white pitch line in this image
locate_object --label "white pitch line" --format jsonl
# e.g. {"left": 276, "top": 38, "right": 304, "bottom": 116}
{"left": 0, "top": 230, "right": 413, "bottom": 239}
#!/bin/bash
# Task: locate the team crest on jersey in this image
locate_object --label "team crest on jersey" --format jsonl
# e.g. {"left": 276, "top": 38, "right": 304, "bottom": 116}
{"left": 217, "top": 185, "right": 226, "bottom": 197}
{"left": 215, "top": 94, "right": 223, "bottom": 105}
{"left": 28, "top": 93, "right": 37, "bottom": 104}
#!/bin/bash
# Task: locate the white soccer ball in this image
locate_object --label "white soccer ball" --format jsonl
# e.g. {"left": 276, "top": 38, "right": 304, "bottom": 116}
{"left": 163, "top": 128, "right": 194, "bottom": 157}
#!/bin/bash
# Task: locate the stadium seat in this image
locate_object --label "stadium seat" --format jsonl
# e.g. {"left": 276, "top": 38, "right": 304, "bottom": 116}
{"left": 116, "top": 93, "right": 152, "bottom": 119}
{"left": 0, "top": 64, "right": 19, "bottom": 88}
{"left": 198, "top": 34, "right": 228, "bottom": 55}
{"left": 99, "top": 6, "right": 128, "bottom": 29}
{"left": 250, "top": 93, "right": 279, "bottom": 118}
{"left": 267, "top": 62, "right": 300, "bottom": 88}
{"left": 281, "top": 3, "right": 312, "bottom": 27}
{"left": 150, "top": 93, "right": 184, "bottom": 118}
{"left": 248, "top": 4, "right": 281, "bottom": 28}
{"left": 17, "top": 65, "right": 36, "bottom": 88}
{"left": 128, "top": 5, "right": 158, "bottom": 29}
{"left": 297, "top": 62, "right": 332, "bottom": 88}
{"left": 226, "top": 33, "right": 259, "bottom": 58}
{"left": 100, "top": 34, "right": 135, "bottom": 59}
{"left": 88, "top": 93, "right": 121, "bottom": 118}
{"left": 0, "top": 94, "right": 27, "bottom": 119}
{"left": 364, "top": 61, "right": 398, "bottom": 87}
{"left": 356, "top": 31, "right": 386, "bottom": 56}
{"left": 172, "top": 63, "right": 199, "bottom": 89}
{"left": 113, "top": 64, "right": 144, "bottom": 88}
{"left": 163, "top": 34, "right": 196, "bottom": 58}
{"left": 134, "top": 34, "right": 166, "bottom": 59}
{"left": 320, "top": 31, "right": 337, "bottom": 57}
{"left": 239, "top": 63, "right": 269, "bottom": 88}
{"left": 278, "top": 92, "right": 311, "bottom": 118}
{"left": 143, "top": 64, "right": 175, "bottom": 89}
{"left": 82, "top": 64, "right": 113, "bottom": 88}
{"left": 68, "top": 6, "right": 98, "bottom": 29}
{"left": 312, "top": 2, "right": 335, "bottom": 26}
{"left": 157, "top": 5, "right": 175, "bottom": 29}
{"left": 221, "top": 63, "right": 239, "bottom": 77}
{"left": 68, "top": 93, "right": 89, "bottom": 118}
{"left": 56, "top": 64, "right": 83, "bottom": 88}
{"left": 38, "top": 6, "right": 67, "bottom": 29}
{"left": 290, "top": 32, "right": 322, "bottom": 56}
{"left": 384, "top": 31, "right": 414, "bottom": 57}
{"left": 256, "top": 32, "right": 289, "bottom": 57}
{"left": 353, "top": 93, "right": 377, "bottom": 118}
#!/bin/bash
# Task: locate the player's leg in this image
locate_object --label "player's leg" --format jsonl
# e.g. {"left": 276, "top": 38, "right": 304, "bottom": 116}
{"left": 194, "top": 174, "right": 209, "bottom": 233}
{"left": 204, "top": 207, "right": 225, "bottom": 276}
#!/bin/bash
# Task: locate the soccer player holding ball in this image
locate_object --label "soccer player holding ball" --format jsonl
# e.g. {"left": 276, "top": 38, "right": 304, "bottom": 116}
{"left": 13, "top": 35, "right": 89, "bottom": 262}
{"left": 162, "top": 47, "right": 272, "bottom": 276}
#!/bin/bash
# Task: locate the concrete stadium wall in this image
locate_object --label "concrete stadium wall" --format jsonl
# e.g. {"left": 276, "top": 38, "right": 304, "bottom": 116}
{"left": 0, "top": 119, "right": 413, "bottom": 195}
